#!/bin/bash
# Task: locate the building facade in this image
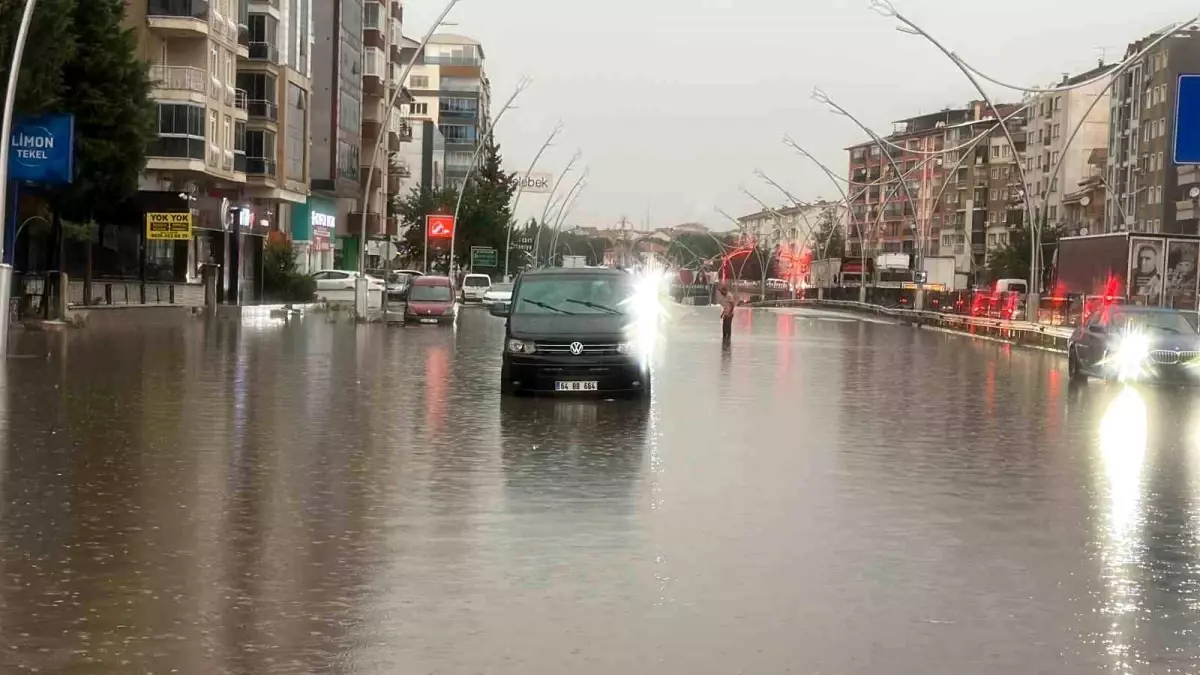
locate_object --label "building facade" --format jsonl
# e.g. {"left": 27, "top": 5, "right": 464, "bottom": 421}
{"left": 846, "top": 102, "right": 1024, "bottom": 279}
{"left": 1107, "top": 29, "right": 1200, "bottom": 234}
{"left": 402, "top": 34, "right": 491, "bottom": 190}
{"left": 129, "top": 0, "right": 312, "bottom": 303}
{"left": 1022, "top": 63, "right": 1115, "bottom": 232}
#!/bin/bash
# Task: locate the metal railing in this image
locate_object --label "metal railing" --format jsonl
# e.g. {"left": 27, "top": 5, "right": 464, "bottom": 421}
{"left": 246, "top": 99, "right": 277, "bottom": 121}
{"left": 234, "top": 88, "right": 248, "bottom": 110}
{"left": 149, "top": 65, "right": 205, "bottom": 93}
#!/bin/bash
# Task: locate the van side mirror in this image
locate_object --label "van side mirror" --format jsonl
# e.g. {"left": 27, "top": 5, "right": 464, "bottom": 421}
{"left": 489, "top": 302, "right": 510, "bottom": 317}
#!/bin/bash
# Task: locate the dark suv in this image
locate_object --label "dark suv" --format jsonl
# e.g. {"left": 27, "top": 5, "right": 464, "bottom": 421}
{"left": 489, "top": 268, "right": 651, "bottom": 397}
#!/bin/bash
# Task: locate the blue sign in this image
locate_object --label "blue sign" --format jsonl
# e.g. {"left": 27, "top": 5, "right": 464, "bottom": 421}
{"left": 8, "top": 114, "right": 75, "bottom": 184}
{"left": 1174, "top": 75, "right": 1200, "bottom": 165}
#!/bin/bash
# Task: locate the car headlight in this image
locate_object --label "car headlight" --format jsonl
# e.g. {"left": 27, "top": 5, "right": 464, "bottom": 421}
{"left": 1111, "top": 332, "right": 1150, "bottom": 379}
{"left": 616, "top": 341, "right": 634, "bottom": 355}
{"left": 507, "top": 339, "right": 536, "bottom": 354}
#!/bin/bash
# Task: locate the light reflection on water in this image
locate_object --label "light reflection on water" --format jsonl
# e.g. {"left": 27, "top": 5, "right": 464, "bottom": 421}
{"left": 1098, "top": 386, "right": 1149, "bottom": 672}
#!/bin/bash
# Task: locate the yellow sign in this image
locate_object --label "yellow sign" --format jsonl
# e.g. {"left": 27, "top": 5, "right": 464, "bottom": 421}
{"left": 145, "top": 212, "right": 192, "bottom": 240}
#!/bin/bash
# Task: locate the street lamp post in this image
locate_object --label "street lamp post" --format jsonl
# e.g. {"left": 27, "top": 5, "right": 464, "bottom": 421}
{"left": 354, "top": 0, "right": 461, "bottom": 320}
{"left": 0, "top": 0, "right": 39, "bottom": 354}
{"left": 812, "top": 88, "right": 922, "bottom": 274}
{"left": 548, "top": 168, "right": 589, "bottom": 257}
{"left": 504, "top": 121, "right": 563, "bottom": 279}
{"left": 532, "top": 150, "right": 581, "bottom": 265}
{"left": 446, "top": 76, "right": 531, "bottom": 281}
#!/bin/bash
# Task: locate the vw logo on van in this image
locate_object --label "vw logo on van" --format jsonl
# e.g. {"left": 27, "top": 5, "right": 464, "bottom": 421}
{"left": 569, "top": 342, "right": 584, "bottom": 355}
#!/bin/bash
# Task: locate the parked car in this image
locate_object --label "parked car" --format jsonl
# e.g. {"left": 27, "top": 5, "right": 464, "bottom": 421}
{"left": 490, "top": 267, "right": 650, "bottom": 398}
{"left": 482, "top": 281, "right": 513, "bottom": 306}
{"left": 1068, "top": 305, "right": 1200, "bottom": 384}
{"left": 405, "top": 276, "right": 457, "bottom": 325}
{"left": 312, "top": 269, "right": 384, "bottom": 294}
{"left": 461, "top": 273, "right": 492, "bottom": 303}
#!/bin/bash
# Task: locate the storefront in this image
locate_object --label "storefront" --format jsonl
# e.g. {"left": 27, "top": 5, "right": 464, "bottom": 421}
{"left": 291, "top": 197, "right": 336, "bottom": 274}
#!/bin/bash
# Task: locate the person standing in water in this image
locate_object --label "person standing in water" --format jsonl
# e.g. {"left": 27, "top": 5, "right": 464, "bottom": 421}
{"left": 717, "top": 284, "right": 736, "bottom": 341}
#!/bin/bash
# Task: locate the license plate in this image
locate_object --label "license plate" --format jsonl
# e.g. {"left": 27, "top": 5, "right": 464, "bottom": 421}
{"left": 555, "top": 381, "right": 598, "bottom": 392}
{"left": 419, "top": 318, "right": 438, "bottom": 324}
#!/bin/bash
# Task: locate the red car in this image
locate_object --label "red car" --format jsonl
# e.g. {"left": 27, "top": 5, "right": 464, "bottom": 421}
{"left": 404, "top": 276, "right": 458, "bottom": 325}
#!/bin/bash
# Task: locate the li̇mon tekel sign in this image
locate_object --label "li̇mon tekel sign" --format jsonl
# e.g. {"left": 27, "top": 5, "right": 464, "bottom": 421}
{"left": 8, "top": 114, "right": 75, "bottom": 185}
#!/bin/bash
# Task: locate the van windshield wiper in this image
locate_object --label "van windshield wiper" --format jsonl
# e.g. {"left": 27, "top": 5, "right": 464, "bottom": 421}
{"left": 563, "top": 298, "right": 621, "bottom": 314}
{"left": 521, "top": 300, "right": 575, "bottom": 315}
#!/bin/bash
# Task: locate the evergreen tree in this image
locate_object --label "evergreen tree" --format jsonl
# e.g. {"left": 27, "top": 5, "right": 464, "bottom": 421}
{"left": 455, "top": 136, "right": 517, "bottom": 267}
{"left": 0, "top": 0, "right": 76, "bottom": 116}
{"left": 57, "top": 0, "right": 156, "bottom": 219}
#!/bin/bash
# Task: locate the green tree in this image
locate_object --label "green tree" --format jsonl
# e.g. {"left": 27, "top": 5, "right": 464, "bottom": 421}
{"left": 454, "top": 137, "right": 517, "bottom": 268}
{"left": 982, "top": 225, "right": 1061, "bottom": 288}
{"left": 814, "top": 209, "right": 845, "bottom": 259}
{"left": 396, "top": 184, "right": 458, "bottom": 254}
{"left": 56, "top": 0, "right": 156, "bottom": 219}
{"left": 0, "top": 0, "right": 76, "bottom": 116}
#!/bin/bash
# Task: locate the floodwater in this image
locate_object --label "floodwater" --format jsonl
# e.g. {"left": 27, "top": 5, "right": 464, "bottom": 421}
{"left": 0, "top": 304, "right": 1199, "bottom": 673}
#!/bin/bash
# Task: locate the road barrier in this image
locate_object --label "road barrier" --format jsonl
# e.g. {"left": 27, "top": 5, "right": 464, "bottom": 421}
{"left": 749, "top": 297, "right": 1073, "bottom": 354}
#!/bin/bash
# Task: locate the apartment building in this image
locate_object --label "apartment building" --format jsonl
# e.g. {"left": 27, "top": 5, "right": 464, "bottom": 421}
{"left": 846, "top": 102, "right": 1024, "bottom": 277}
{"left": 1021, "top": 62, "right": 1115, "bottom": 231}
{"left": 130, "top": 0, "right": 312, "bottom": 303}
{"left": 402, "top": 34, "right": 491, "bottom": 190}
{"left": 1107, "top": 28, "right": 1200, "bottom": 234}
{"left": 737, "top": 202, "right": 845, "bottom": 257}
{"left": 392, "top": 118, "right": 447, "bottom": 197}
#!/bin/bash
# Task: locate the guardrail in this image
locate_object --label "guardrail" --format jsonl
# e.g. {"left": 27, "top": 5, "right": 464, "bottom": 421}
{"left": 749, "top": 296, "right": 1073, "bottom": 353}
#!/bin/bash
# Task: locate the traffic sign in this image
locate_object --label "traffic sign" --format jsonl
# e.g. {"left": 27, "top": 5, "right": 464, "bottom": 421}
{"left": 471, "top": 246, "right": 498, "bottom": 268}
{"left": 1175, "top": 74, "right": 1200, "bottom": 164}
{"left": 426, "top": 214, "right": 455, "bottom": 239}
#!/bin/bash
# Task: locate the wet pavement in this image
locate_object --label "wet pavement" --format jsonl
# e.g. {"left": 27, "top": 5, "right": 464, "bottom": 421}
{"left": 3, "top": 304, "right": 1200, "bottom": 672}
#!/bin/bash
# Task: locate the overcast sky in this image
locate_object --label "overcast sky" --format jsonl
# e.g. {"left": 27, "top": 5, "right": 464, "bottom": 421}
{"left": 404, "top": 0, "right": 1198, "bottom": 231}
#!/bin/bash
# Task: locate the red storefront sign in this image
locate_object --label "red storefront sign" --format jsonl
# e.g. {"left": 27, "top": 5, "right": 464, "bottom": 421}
{"left": 427, "top": 214, "right": 455, "bottom": 239}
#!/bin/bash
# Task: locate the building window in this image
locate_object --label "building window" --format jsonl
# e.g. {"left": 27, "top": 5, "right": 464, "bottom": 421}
{"left": 1160, "top": 117, "right": 1167, "bottom": 138}
{"left": 438, "top": 124, "right": 477, "bottom": 144}
{"left": 339, "top": 91, "right": 361, "bottom": 133}
{"left": 337, "top": 140, "right": 359, "bottom": 180}
{"left": 410, "top": 74, "right": 429, "bottom": 89}
{"left": 363, "top": 47, "right": 385, "bottom": 78}
{"left": 363, "top": 1, "right": 381, "bottom": 30}
{"left": 149, "top": 103, "right": 206, "bottom": 159}
{"left": 409, "top": 102, "right": 429, "bottom": 115}
{"left": 439, "top": 97, "right": 477, "bottom": 116}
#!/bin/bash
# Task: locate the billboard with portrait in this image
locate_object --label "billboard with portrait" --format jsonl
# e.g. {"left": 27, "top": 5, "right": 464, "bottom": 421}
{"left": 1128, "top": 237, "right": 1165, "bottom": 306}
{"left": 1165, "top": 239, "right": 1200, "bottom": 310}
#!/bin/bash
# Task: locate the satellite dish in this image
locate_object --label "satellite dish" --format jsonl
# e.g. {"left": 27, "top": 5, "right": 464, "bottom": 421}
{"left": 1190, "top": 187, "right": 1200, "bottom": 199}
{"left": 1079, "top": 227, "right": 1089, "bottom": 235}
{"left": 1080, "top": 196, "right": 1091, "bottom": 207}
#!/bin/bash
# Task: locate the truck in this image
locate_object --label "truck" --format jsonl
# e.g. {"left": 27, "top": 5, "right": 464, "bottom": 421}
{"left": 1054, "top": 231, "right": 1200, "bottom": 312}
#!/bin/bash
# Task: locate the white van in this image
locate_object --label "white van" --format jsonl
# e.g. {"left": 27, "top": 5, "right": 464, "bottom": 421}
{"left": 461, "top": 274, "right": 492, "bottom": 303}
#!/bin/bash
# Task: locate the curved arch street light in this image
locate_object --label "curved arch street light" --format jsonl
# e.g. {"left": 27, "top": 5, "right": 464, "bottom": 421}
{"left": 504, "top": 121, "right": 564, "bottom": 279}
{"left": 447, "top": 75, "right": 532, "bottom": 278}
{"left": 355, "top": 0, "right": 463, "bottom": 319}
{"left": 532, "top": 150, "right": 582, "bottom": 264}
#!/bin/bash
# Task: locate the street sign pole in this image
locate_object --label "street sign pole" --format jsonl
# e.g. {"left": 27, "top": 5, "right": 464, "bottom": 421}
{"left": 0, "top": 0, "right": 38, "bottom": 355}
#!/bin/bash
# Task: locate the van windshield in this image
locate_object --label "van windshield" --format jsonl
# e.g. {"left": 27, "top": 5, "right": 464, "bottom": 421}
{"left": 515, "top": 276, "right": 636, "bottom": 315}
{"left": 464, "top": 276, "right": 490, "bottom": 287}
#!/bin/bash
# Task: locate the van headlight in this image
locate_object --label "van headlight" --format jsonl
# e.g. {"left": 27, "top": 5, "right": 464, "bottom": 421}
{"left": 507, "top": 339, "right": 536, "bottom": 354}
{"left": 617, "top": 341, "right": 635, "bottom": 355}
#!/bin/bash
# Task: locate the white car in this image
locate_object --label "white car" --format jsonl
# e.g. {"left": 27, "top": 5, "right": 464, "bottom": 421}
{"left": 461, "top": 273, "right": 492, "bottom": 303}
{"left": 482, "top": 281, "right": 513, "bottom": 306}
{"left": 312, "top": 269, "right": 385, "bottom": 293}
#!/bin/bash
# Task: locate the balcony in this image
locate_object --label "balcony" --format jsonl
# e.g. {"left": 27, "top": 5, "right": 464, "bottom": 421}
{"left": 234, "top": 151, "right": 247, "bottom": 173}
{"left": 234, "top": 89, "right": 248, "bottom": 112}
{"left": 149, "top": 65, "right": 205, "bottom": 95}
{"left": 247, "top": 41, "right": 279, "bottom": 62}
{"left": 362, "top": 118, "right": 382, "bottom": 140}
{"left": 146, "top": 0, "right": 209, "bottom": 35}
{"left": 246, "top": 99, "right": 277, "bottom": 122}
{"left": 147, "top": 136, "right": 205, "bottom": 161}
{"left": 246, "top": 157, "right": 277, "bottom": 176}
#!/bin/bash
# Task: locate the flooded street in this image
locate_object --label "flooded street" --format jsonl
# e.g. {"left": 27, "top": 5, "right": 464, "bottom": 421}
{"left": 1, "top": 305, "right": 1199, "bottom": 673}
